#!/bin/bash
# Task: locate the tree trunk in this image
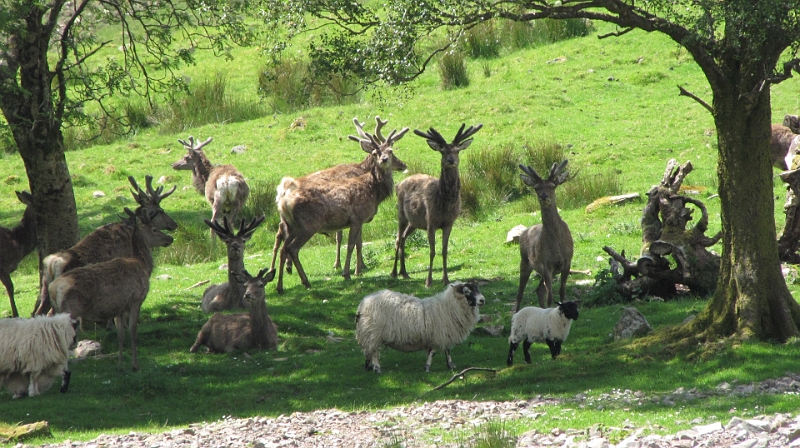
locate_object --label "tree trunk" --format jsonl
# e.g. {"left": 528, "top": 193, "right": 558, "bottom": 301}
{"left": 687, "top": 83, "right": 800, "bottom": 342}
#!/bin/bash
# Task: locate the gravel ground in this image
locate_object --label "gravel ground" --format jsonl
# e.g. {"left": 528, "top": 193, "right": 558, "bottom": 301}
{"left": 16, "top": 373, "right": 800, "bottom": 448}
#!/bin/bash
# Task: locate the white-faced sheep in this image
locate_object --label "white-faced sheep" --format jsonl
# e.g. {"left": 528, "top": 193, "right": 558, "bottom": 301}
{"left": 190, "top": 268, "right": 278, "bottom": 354}
{"left": 507, "top": 301, "right": 579, "bottom": 365}
{"left": 355, "top": 281, "right": 485, "bottom": 373}
{"left": 0, "top": 313, "right": 78, "bottom": 398}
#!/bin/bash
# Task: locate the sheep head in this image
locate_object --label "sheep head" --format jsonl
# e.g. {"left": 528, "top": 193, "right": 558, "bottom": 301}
{"left": 557, "top": 301, "right": 580, "bottom": 320}
{"left": 450, "top": 281, "right": 485, "bottom": 307}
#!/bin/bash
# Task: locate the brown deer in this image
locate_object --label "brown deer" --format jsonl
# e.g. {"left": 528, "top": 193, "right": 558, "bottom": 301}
{"left": 391, "top": 123, "right": 483, "bottom": 288}
{"left": 270, "top": 116, "right": 407, "bottom": 274}
{"left": 0, "top": 191, "right": 35, "bottom": 317}
{"left": 171, "top": 136, "right": 250, "bottom": 229}
{"left": 515, "top": 160, "right": 574, "bottom": 313}
{"left": 201, "top": 215, "right": 265, "bottom": 313}
{"left": 35, "top": 176, "right": 178, "bottom": 316}
{"left": 190, "top": 267, "right": 278, "bottom": 353}
{"left": 48, "top": 208, "right": 174, "bottom": 371}
{"left": 276, "top": 126, "right": 409, "bottom": 293}
{"left": 771, "top": 124, "right": 800, "bottom": 170}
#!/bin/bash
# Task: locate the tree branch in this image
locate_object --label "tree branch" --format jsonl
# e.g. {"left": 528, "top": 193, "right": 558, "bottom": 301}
{"left": 431, "top": 367, "right": 496, "bottom": 391}
{"left": 677, "top": 85, "right": 713, "bottom": 114}
{"left": 598, "top": 27, "right": 634, "bottom": 39}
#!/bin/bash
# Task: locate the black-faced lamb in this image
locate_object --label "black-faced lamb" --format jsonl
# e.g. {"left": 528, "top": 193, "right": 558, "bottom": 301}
{"left": 507, "top": 301, "right": 579, "bottom": 365}
{"left": 355, "top": 281, "right": 485, "bottom": 373}
{"left": 190, "top": 268, "right": 279, "bottom": 354}
{"left": 0, "top": 313, "right": 78, "bottom": 398}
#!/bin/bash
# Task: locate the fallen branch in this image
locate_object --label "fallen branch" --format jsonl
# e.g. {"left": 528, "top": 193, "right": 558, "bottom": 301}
{"left": 432, "top": 367, "right": 497, "bottom": 391}
{"left": 185, "top": 280, "right": 210, "bottom": 291}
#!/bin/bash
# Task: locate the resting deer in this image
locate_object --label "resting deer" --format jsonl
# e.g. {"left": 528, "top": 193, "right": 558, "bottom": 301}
{"left": 391, "top": 123, "right": 483, "bottom": 288}
{"left": 35, "top": 176, "right": 177, "bottom": 316}
{"left": 190, "top": 267, "right": 278, "bottom": 353}
{"left": 0, "top": 191, "right": 36, "bottom": 317}
{"left": 172, "top": 136, "right": 250, "bottom": 229}
{"left": 49, "top": 208, "right": 174, "bottom": 371}
{"left": 515, "top": 160, "right": 574, "bottom": 312}
{"left": 202, "top": 216, "right": 265, "bottom": 313}
{"left": 270, "top": 116, "right": 407, "bottom": 273}
{"left": 276, "top": 125, "right": 409, "bottom": 293}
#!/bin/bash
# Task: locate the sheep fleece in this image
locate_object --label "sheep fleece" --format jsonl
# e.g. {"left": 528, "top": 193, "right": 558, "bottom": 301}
{"left": 509, "top": 306, "right": 573, "bottom": 345}
{"left": 356, "top": 288, "right": 480, "bottom": 355}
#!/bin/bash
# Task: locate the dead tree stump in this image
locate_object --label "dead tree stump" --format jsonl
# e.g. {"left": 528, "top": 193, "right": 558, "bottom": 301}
{"left": 603, "top": 159, "right": 721, "bottom": 299}
{"left": 778, "top": 168, "right": 800, "bottom": 264}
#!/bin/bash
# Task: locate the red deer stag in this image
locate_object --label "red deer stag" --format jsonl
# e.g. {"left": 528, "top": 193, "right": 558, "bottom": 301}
{"left": 391, "top": 123, "right": 483, "bottom": 288}
{"left": 0, "top": 191, "right": 35, "bottom": 317}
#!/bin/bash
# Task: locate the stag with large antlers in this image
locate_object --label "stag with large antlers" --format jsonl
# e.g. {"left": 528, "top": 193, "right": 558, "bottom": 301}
{"left": 0, "top": 191, "right": 35, "bottom": 317}
{"left": 515, "top": 160, "right": 574, "bottom": 312}
{"left": 270, "top": 117, "right": 407, "bottom": 274}
{"left": 276, "top": 124, "right": 409, "bottom": 293}
{"left": 35, "top": 176, "right": 178, "bottom": 316}
{"left": 202, "top": 216, "right": 265, "bottom": 313}
{"left": 391, "top": 123, "right": 483, "bottom": 288}
{"left": 172, "top": 136, "right": 250, "bottom": 230}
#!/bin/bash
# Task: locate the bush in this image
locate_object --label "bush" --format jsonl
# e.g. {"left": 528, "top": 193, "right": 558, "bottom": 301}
{"left": 500, "top": 18, "right": 594, "bottom": 49}
{"left": 465, "top": 21, "right": 501, "bottom": 59}
{"left": 258, "top": 59, "right": 361, "bottom": 113}
{"left": 439, "top": 51, "right": 470, "bottom": 90}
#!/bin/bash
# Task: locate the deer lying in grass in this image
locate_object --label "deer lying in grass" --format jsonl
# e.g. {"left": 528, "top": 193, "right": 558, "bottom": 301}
{"left": 35, "top": 176, "right": 177, "bottom": 316}
{"left": 190, "top": 267, "right": 279, "bottom": 353}
{"left": 0, "top": 191, "right": 35, "bottom": 318}
{"left": 172, "top": 136, "right": 250, "bottom": 229}
{"left": 270, "top": 116, "right": 407, "bottom": 274}
{"left": 515, "top": 160, "right": 574, "bottom": 313}
{"left": 49, "top": 208, "right": 174, "bottom": 371}
{"left": 276, "top": 125, "right": 409, "bottom": 293}
{"left": 202, "top": 216, "right": 265, "bottom": 313}
{"left": 391, "top": 123, "right": 483, "bottom": 288}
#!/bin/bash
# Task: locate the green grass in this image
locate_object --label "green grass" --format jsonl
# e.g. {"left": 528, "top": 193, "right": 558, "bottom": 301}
{"left": 1, "top": 20, "right": 800, "bottom": 446}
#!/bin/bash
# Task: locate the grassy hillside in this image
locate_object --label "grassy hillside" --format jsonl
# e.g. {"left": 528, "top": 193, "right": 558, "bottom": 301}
{"left": 2, "top": 20, "right": 800, "bottom": 445}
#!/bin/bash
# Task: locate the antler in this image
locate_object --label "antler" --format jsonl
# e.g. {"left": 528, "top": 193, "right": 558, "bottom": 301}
{"left": 549, "top": 159, "right": 569, "bottom": 184}
{"left": 348, "top": 116, "right": 392, "bottom": 144}
{"left": 177, "top": 136, "right": 214, "bottom": 151}
{"left": 452, "top": 123, "right": 483, "bottom": 145}
{"left": 145, "top": 175, "right": 176, "bottom": 205}
{"left": 204, "top": 215, "right": 265, "bottom": 240}
{"left": 384, "top": 127, "right": 409, "bottom": 146}
{"left": 413, "top": 127, "right": 448, "bottom": 147}
{"left": 415, "top": 123, "right": 482, "bottom": 148}
{"left": 237, "top": 215, "right": 266, "bottom": 239}
{"left": 374, "top": 116, "right": 388, "bottom": 143}
{"left": 519, "top": 164, "right": 544, "bottom": 184}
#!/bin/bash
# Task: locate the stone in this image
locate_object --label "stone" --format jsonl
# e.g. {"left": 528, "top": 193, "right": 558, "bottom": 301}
{"left": 73, "top": 339, "right": 102, "bottom": 358}
{"left": 693, "top": 422, "right": 723, "bottom": 435}
{"left": 612, "top": 307, "right": 652, "bottom": 340}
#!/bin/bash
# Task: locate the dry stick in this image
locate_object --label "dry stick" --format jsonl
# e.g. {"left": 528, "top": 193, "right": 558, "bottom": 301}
{"left": 431, "top": 367, "right": 497, "bottom": 391}
{"left": 185, "top": 280, "right": 210, "bottom": 290}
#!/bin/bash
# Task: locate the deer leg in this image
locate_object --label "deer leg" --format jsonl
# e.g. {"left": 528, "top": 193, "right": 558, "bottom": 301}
{"left": 515, "top": 260, "right": 533, "bottom": 313}
{"left": 286, "top": 234, "right": 313, "bottom": 289}
{"left": 559, "top": 264, "right": 571, "bottom": 303}
{"left": 343, "top": 225, "right": 362, "bottom": 280}
{"left": 34, "top": 276, "right": 53, "bottom": 316}
{"left": 128, "top": 307, "right": 140, "bottom": 371}
{"left": 356, "top": 233, "right": 366, "bottom": 275}
{"left": 441, "top": 225, "right": 453, "bottom": 285}
{"left": 536, "top": 272, "right": 554, "bottom": 308}
{"left": 425, "top": 227, "right": 437, "bottom": 288}
{"left": 270, "top": 224, "right": 284, "bottom": 272}
{"left": 115, "top": 314, "right": 126, "bottom": 369}
{"left": 334, "top": 230, "right": 343, "bottom": 270}
{"left": 0, "top": 272, "right": 18, "bottom": 318}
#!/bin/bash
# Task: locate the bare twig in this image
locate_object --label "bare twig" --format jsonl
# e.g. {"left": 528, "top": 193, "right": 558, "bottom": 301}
{"left": 185, "top": 280, "right": 210, "bottom": 291}
{"left": 431, "top": 367, "right": 497, "bottom": 391}
{"left": 677, "top": 85, "right": 713, "bottom": 114}
{"left": 598, "top": 27, "right": 634, "bottom": 39}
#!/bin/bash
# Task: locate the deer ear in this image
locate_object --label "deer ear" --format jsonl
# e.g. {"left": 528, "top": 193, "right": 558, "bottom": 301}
{"left": 426, "top": 140, "right": 443, "bottom": 152}
{"left": 456, "top": 138, "right": 474, "bottom": 151}
{"left": 263, "top": 268, "right": 276, "bottom": 283}
{"left": 520, "top": 174, "right": 536, "bottom": 187}
{"left": 232, "top": 272, "right": 248, "bottom": 284}
{"left": 360, "top": 140, "right": 374, "bottom": 154}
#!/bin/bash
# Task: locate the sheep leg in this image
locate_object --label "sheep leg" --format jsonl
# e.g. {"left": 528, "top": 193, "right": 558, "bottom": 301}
{"left": 425, "top": 349, "right": 436, "bottom": 372}
{"left": 370, "top": 354, "right": 381, "bottom": 374}
{"left": 507, "top": 342, "right": 518, "bottom": 366}
{"left": 28, "top": 372, "right": 41, "bottom": 397}
{"left": 440, "top": 225, "right": 453, "bottom": 286}
{"left": 444, "top": 348, "right": 455, "bottom": 370}
{"left": 0, "top": 272, "right": 18, "bottom": 318}
{"left": 60, "top": 369, "right": 71, "bottom": 393}
{"left": 523, "top": 340, "right": 533, "bottom": 364}
{"left": 128, "top": 307, "right": 141, "bottom": 371}
{"left": 115, "top": 315, "right": 126, "bottom": 369}
{"left": 515, "top": 261, "right": 533, "bottom": 313}
{"left": 425, "top": 227, "right": 437, "bottom": 288}
{"left": 545, "top": 338, "right": 561, "bottom": 359}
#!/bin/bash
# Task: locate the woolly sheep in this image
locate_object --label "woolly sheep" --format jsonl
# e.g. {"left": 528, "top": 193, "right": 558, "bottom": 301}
{"left": 0, "top": 313, "right": 78, "bottom": 398}
{"left": 355, "top": 281, "right": 485, "bottom": 373}
{"left": 507, "top": 301, "right": 579, "bottom": 365}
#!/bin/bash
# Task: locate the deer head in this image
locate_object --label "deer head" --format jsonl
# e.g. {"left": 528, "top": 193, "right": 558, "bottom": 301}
{"left": 519, "top": 160, "right": 569, "bottom": 207}
{"left": 349, "top": 123, "right": 409, "bottom": 171}
{"left": 350, "top": 117, "right": 409, "bottom": 171}
{"left": 128, "top": 175, "right": 178, "bottom": 231}
{"left": 122, "top": 207, "right": 175, "bottom": 249}
{"left": 172, "top": 136, "right": 213, "bottom": 171}
{"left": 414, "top": 123, "right": 483, "bottom": 168}
{"left": 234, "top": 267, "right": 277, "bottom": 306}
{"left": 204, "top": 215, "right": 265, "bottom": 260}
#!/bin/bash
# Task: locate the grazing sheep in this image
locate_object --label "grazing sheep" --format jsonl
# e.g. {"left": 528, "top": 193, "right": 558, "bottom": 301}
{"left": 0, "top": 313, "right": 78, "bottom": 398}
{"left": 190, "top": 268, "right": 278, "bottom": 354}
{"left": 355, "top": 281, "right": 485, "bottom": 373}
{"left": 507, "top": 301, "right": 579, "bottom": 365}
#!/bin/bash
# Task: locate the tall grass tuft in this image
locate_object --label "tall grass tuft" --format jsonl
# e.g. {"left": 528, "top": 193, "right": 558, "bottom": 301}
{"left": 157, "top": 223, "right": 224, "bottom": 266}
{"left": 156, "top": 73, "right": 269, "bottom": 134}
{"left": 258, "top": 59, "right": 361, "bottom": 113}
{"left": 241, "top": 177, "right": 281, "bottom": 230}
{"left": 439, "top": 50, "right": 470, "bottom": 90}
{"left": 456, "top": 421, "right": 517, "bottom": 448}
{"left": 465, "top": 21, "right": 501, "bottom": 59}
{"left": 500, "top": 18, "right": 594, "bottom": 49}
